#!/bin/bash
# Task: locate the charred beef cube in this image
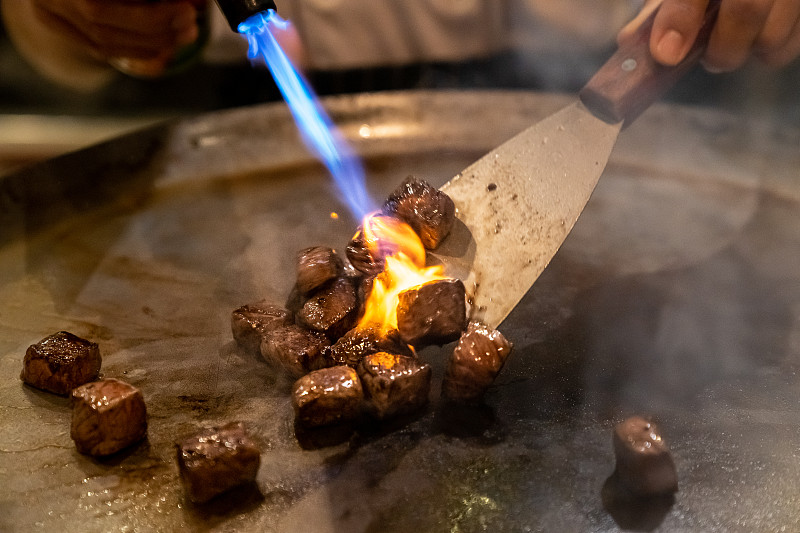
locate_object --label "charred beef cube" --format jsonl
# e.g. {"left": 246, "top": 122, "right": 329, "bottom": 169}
{"left": 296, "top": 277, "right": 359, "bottom": 341}
{"left": 346, "top": 227, "right": 386, "bottom": 277}
{"left": 296, "top": 246, "right": 344, "bottom": 295}
{"left": 20, "top": 331, "right": 101, "bottom": 395}
{"left": 292, "top": 365, "right": 363, "bottom": 427}
{"left": 442, "top": 322, "right": 513, "bottom": 402}
{"left": 231, "top": 301, "right": 293, "bottom": 354}
{"left": 358, "top": 352, "right": 431, "bottom": 420}
{"left": 396, "top": 278, "right": 467, "bottom": 347}
{"left": 382, "top": 176, "right": 455, "bottom": 250}
{"left": 70, "top": 378, "right": 147, "bottom": 456}
{"left": 613, "top": 416, "right": 678, "bottom": 496}
{"left": 176, "top": 422, "right": 261, "bottom": 503}
{"left": 328, "top": 325, "right": 413, "bottom": 368}
{"left": 260, "top": 324, "right": 330, "bottom": 378}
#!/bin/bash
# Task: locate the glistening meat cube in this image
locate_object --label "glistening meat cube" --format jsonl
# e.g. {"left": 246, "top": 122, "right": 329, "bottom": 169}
{"left": 20, "top": 331, "right": 101, "bottom": 395}
{"left": 70, "top": 378, "right": 147, "bottom": 456}
{"left": 358, "top": 352, "right": 431, "bottom": 420}
{"left": 382, "top": 176, "right": 455, "bottom": 250}
{"left": 292, "top": 365, "right": 363, "bottom": 427}
{"left": 296, "top": 246, "right": 343, "bottom": 295}
{"left": 613, "top": 416, "right": 678, "bottom": 496}
{"left": 176, "top": 422, "right": 261, "bottom": 503}
{"left": 442, "top": 322, "right": 513, "bottom": 402}
{"left": 396, "top": 278, "right": 467, "bottom": 347}
{"left": 231, "top": 301, "right": 293, "bottom": 354}
{"left": 328, "top": 325, "right": 413, "bottom": 368}
{"left": 260, "top": 324, "right": 330, "bottom": 378}
{"left": 346, "top": 226, "right": 388, "bottom": 277}
{"left": 296, "top": 277, "right": 359, "bottom": 341}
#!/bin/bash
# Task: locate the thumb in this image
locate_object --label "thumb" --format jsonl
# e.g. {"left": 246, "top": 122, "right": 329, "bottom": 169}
{"left": 617, "top": 0, "right": 664, "bottom": 44}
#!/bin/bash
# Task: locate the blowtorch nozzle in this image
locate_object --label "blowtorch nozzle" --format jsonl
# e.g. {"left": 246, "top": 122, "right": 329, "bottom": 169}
{"left": 215, "top": 0, "right": 277, "bottom": 32}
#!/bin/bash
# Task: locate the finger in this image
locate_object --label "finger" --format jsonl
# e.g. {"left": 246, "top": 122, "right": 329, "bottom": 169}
{"left": 755, "top": 0, "right": 800, "bottom": 61}
{"left": 649, "top": 0, "right": 710, "bottom": 66}
{"left": 617, "top": 0, "right": 664, "bottom": 43}
{"left": 758, "top": 18, "right": 800, "bottom": 66}
{"left": 703, "top": 0, "right": 775, "bottom": 72}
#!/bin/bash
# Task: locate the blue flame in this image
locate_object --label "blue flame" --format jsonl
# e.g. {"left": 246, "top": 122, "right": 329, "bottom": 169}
{"left": 239, "top": 11, "right": 376, "bottom": 220}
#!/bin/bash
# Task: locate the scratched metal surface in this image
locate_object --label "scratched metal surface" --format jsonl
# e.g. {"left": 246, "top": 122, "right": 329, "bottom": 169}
{"left": 1, "top": 91, "right": 799, "bottom": 532}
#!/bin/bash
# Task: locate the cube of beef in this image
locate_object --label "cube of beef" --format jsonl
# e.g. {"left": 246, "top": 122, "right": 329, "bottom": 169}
{"left": 231, "top": 301, "right": 293, "bottom": 354}
{"left": 442, "top": 322, "right": 513, "bottom": 402}
{"left": 358, "top": 352, "right": 432, "bottom": 420}
{"left": 176, "top": 422, "right": 261, "bottom": 503}
{"left": 296, "top": 246, "right": 343, "bottom": 295}
{"left": 296, "top": 277, "right": 359, "bottom": 341}
{"left": 613, "top": 416, "right": 678, "bottom": 496}
{"left": 260, "top": 324, "right": 330, "bottom": 378}
{"left": 382, "top": 176, "right": 455, "bottom": 250}
{"left": 346, "top": 227, "right": 386, "bottom": 277}
{"left": 328, "top": 325, "right": 413, "bottom": 367}
{"left": 20, "top": 331, "right": 101, "bottom": 395}
{"left": 292, "top": 365, "right": 363, "bottom": 427}
{"left": 70, "top": 378, "right": 147, "bottom": 456}
{"left": 396, "top": 278, "right": 467, "bottom": 347}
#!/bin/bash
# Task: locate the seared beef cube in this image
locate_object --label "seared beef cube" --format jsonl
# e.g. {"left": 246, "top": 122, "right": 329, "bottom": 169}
{"left": 396, "top": 278, "right": 467, "bottom": 347}
{"left": 358, "top": 352, "right": 431, "bottom": 420}
{"left": 613, "top": 416, "right": 678, "bottom": 496}
{"left": 382, "top": 176, "right": 455, "bottom": 250}
{"left": 70, "top": 378, "right": 147, "bottom": 456}
{"left": 260, "top": 324, "right": 330, "bottom": 378}
{"left": 329, "top": 325, "right": 413, "bottom": 367}
{"left": 442, "top": 322, "right": 513, "bottom": 402}
{"left": 296, "top": 246, "right": 343, "bottom": 295}
{"left": 296, "top": 277, "right": 359, "bottom": 341}
{"left": 20, "top": 331, "right": 101, "bottom": 395}
{"left": 231, "top": 301, "right": 293, "bottom": 354}
{"left": 176, "top": 422, "right": 261, "bottom": 503}
{"left": 292, "top": 365, "right": 363, "bottom": 427}
{"left": 346, "top": 227, "right": 386, "bottom": 277}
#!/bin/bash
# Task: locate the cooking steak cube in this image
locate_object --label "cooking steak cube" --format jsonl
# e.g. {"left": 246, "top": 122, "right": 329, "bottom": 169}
{"left": 346, "top": 226, "right": 386, "bottom": 277}
{"left": 231, "top": 301, "right": 293, "bottom": 354}
{"left": 441, "top": 322, "right": 513, "bottom": 402}
{"left": 70, "top": 378, "right": 147, "bottom": 456}
{"left": 613, "top": 416, "right": 678, "bottom": 496}
{"left": 296, "top": 246, "right": 344, "bottom": 295}
{"left": 358, "top": 352, "right": 431, "bottom": 420}
{"left": 382, "top": 176, "right": 455, "bottom": 250}
{"left": 20, "top": 331, "right": 101, "bottom": 395}
{"left": 396, "top": 278, "right": 467, "bottom": 347}
{"left": 260, "top": 324, "right": 330, "bottom": 378}
{"left": 176, "top": 422, "right": 261, "bottom": 503}
{"left": 328, "top": 325, "right": 413, "bottom": 367}
{"left": 292, "top": 365, "right": 363, "bottom": 427}
{"left": 296, "top": 277, "right": 359, "bottom": 341}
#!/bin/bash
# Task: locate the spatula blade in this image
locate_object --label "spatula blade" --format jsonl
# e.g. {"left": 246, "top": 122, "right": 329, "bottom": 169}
{"left": 430, "top": 102, "right": 621, "bottom": 329}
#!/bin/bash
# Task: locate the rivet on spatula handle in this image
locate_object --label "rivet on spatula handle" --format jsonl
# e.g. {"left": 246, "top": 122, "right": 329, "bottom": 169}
{"left": 579, "top": 0, "right": 722, "bottom": 126}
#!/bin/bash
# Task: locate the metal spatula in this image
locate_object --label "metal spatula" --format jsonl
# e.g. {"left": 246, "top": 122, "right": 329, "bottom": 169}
{"left": 431, "top": 1, "right": 722, "bottom": 329}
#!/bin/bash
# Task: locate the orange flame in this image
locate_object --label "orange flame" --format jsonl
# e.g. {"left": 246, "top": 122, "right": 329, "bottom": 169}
{"left": 358, "top": 214, "right": 446, "bottom": 333}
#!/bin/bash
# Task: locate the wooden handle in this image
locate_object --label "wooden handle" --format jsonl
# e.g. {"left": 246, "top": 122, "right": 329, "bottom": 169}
{"left": 580, "top": 0, "right": 721, "bottom": 125}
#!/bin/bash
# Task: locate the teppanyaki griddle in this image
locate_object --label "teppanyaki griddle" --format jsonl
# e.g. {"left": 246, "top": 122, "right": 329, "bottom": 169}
{"left": 1, "top": 91, "right": 799, "bottom": 532}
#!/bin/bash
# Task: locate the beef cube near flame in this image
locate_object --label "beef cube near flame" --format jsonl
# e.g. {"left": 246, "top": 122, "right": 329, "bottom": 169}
{"left": 20, "top": 331, "right": 101, "bottom": 395}
{"left": 296, "top": 277, "right": 359, "bottom": 341}
{"left": 176, "top": 422, "right": 261, "bottom": 503}
{"left": 260, "top": 324, "right": 330, "bottom": 378}
{"left": 328, "top": 325, "right": 413, "bottom": 368}
{"left": 442, "top": 322, "right": 513, "bottom": 402}
{"left": 358, "top": 352, "right": 431, "bottom": 420}
{"left": 292, "top": 365, "right": 363, "bottom": 428}
{"left": 382, "top": 176, "right": 455, "bottom": 250}
{"left": 296, "top": 246, "right": 343, "bottom": 295}
{"left": 70, "top": 378, "right": 147, "bottom": 456}
{"left": 231, "top": 301, "right": 293, "bottom": 354}
{"left": 396, "top": 278, "right": 468, "bottom": 347}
